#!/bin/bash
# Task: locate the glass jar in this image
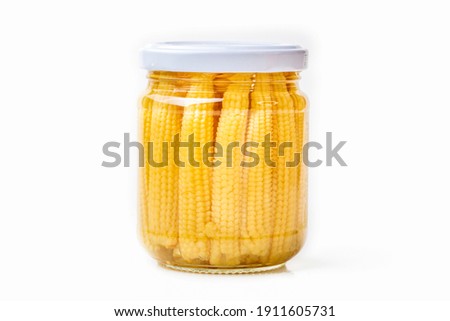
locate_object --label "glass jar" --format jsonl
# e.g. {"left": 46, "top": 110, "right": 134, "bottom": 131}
{"left": 139, "top": 42, "right": 308, "bottom": 273}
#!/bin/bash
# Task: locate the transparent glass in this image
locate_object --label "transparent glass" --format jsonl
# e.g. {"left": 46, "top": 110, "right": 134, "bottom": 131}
{"left": 139, "top": 71, "right": 308, "bottom": 273}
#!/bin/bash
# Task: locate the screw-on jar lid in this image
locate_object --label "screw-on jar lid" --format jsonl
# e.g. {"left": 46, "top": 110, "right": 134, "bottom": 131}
{"left": 140, "top": 41, "right": 308, "bottom": 73}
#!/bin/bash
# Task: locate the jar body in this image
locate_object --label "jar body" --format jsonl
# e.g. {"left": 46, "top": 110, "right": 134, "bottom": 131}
{"left": 139, "top": 71, "right": 308, "bottom": 273}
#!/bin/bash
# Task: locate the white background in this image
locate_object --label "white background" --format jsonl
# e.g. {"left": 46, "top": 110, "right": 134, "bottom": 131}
{"left": 1, "top": 0, "right": 449, "bottom": 319}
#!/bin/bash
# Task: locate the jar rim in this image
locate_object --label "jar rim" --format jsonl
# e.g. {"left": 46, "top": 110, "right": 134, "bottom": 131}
{"left": 146, "top": 71, "right": 301, "bottom": 85}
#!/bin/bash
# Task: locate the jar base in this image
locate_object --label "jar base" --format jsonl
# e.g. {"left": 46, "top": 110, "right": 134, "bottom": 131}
{"left": 160, "top": 262, "right": 286, "bottom": 274}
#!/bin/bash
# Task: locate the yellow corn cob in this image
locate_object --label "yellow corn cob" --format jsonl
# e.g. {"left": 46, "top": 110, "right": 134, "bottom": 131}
{"left": 241, "top": 73, "right": 274, "bottom": 262}
{"left": 209, "top": 74, "right": 252, "bottom": 266}
{"left": 147, "top": 73, "right": 184, "bottom": 250}
{"left": 178, "top": 73, "right": 216, "bottom": 262}
{"left": 139, "top": 74, "right": 158, "bottom": 250}
{"left": 268, "top": 73, "right": 298, "bottom": 263}
{"left": 285, "top": 72, "right": 308, "bottom": 253}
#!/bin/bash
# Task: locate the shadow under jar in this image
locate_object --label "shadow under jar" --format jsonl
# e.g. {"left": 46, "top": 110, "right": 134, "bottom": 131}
{"left": 138, "top": 42, "right": 309, "bottom": 273}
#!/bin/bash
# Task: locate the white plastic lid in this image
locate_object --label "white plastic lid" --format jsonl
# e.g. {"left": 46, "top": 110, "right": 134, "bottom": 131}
{"left": 140, "top": 41, "right": 308, "bottom": 72}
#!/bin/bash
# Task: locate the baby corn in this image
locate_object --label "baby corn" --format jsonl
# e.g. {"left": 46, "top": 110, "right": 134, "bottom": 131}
{"left": 241, "top": 73, "right": 274, "bottom": 262}
{"left": 178, "top": 73, "right": 216, "bottom": 263}
{"left": 210, "top": 74, "right": 252, "bottom": 266}
{"left": 140, "top": 71, "right": 307, "bottom": 268}
{"left": 147, "top": 73, "right": 184, "bottom": 249}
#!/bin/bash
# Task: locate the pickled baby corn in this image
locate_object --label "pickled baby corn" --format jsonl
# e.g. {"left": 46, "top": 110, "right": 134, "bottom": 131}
{"left": 285, "top": 72, "right": 308, "bottom": 252}
{"left": 241, "top": 73, "right": 275, "bottom": 263}
{"left": 178, "top": 73, "right": 216, "bottom": 263}
{"left": 139, "top": 75, "right": 157, "bottom": 249}
{"left": 210, "top": 74, "right": 252, "bottom": 266}
{"left": 147, "top": 73, "right": 184, "bottom": 249}
{"left": 269, "top": 73, "right": 298, "bottom": 263}
{"left": 140, "top": 71, "right": 307, "bottom": 270}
